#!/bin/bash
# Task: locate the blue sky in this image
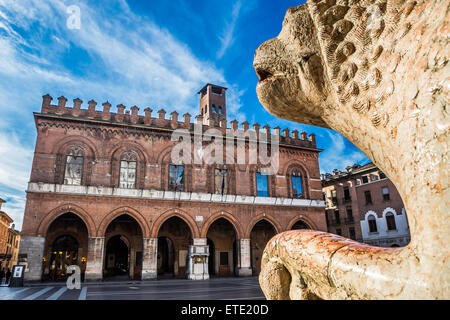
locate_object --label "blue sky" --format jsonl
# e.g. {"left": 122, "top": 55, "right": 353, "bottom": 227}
{"left": 0, "top": 0, "right": 369, "bottom": 230}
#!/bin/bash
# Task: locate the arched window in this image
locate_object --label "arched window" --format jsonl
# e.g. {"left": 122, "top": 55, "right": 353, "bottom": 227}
{"left": 386, "top": 212, "right": 397, "bottom": 230}
{"left": 119, "top": 151, "right": 137, "bottom": 189}
{"left": 218, "top": 106, "right": 223, "bottom": 114}
{"left": 368, "top": 215, "right": 378, "bottom": 233}
{"left": 212, "top": 104, "right": 216, "bottom": 113}
{"left": 64, "top": 146, "right": 84, "bottom": 185}
{"left": 291, "top": 169, "right": 304, "bottom": 199}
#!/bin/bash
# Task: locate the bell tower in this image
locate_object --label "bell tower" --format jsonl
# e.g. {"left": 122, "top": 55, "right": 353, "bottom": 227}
{"left": 197, "top": 83, "right": 227, "bottom": 126}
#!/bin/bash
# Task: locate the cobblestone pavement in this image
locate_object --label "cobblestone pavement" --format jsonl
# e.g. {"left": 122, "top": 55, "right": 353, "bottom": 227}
{"left": 0, "top": 277, "right": 265, "bottom": 300}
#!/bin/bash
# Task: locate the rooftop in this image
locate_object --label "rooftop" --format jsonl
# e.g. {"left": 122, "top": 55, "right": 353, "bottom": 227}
{"left": 197, "top": 83, "right": 228, "bottom": 94}
{"left": 321, "top": 162, "right": 380, "bottom": 182}
{"left": 0, "top": 210, "right": 14, "bottom": 224}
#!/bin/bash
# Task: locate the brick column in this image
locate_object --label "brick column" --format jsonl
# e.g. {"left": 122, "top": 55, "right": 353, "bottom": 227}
{"left": 187, "top": 238, "right": 209, "bottom": 280}
{"left": 237, "top": 238, "right": 252, "bottom": 276}
{"left": 85, "top": 237, "right": 104, "bottom": 281}
{"left": 19, "top": 235, "right": 45, "bottom": 282}
{"left": 142, "top": 238, "right": 157, "bottom": 280}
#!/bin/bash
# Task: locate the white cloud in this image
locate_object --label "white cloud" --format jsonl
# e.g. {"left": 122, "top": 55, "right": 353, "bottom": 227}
{"left": 0, "top": 132, "right": 33, "bottom": 192}
{"left": 217, "top": 0, "right": 242, "bottom": 59}
{"left": 0, "top": 131, "right": 34, "bottom": 230}
{"left": 0, "top": 192, "right": 26, "bottom": 231}
{"left": 0, "top": 0, "right": 243, "bottom": 115}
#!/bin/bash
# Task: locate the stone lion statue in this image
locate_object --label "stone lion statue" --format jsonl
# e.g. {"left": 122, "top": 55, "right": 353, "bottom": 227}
{"left": 253, "top": 0, "right": 449, "bottom": 299}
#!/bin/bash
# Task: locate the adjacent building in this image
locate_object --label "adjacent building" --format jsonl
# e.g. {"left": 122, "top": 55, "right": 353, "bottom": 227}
{"left": 19, "top": 84, "right": 327, "bottom": 282}
{"left": 322, "top": 163, "right": 410, "bottom": 247}
{"left": 5, "top": 225, "right": 21, "bottom": 271}
{"left": 0, "top": 198, "right": 21, "bottom": 271}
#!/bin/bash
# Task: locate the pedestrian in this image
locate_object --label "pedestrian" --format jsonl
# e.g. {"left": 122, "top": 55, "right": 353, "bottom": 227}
{"left": 5, "top": 268, "right": 11, "bottom": 285}
{"left": 0, "top": 268, "right": 5, "bottom": 285}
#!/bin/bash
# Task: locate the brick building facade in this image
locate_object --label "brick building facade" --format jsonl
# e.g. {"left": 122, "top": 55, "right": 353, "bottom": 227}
{"left": 19, "top": 84, "right": 326, "bottom": 282}
{"left": 322, "top": 163, "right": 410, "bottom": 247}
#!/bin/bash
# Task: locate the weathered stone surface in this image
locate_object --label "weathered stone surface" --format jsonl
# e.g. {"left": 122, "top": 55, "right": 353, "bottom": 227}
{"left": 142, "top": 238, "right": 158, "bottom": 280}
{"left": 236, "top": 239, "right": 252, "bottom": 276}
{"left": 254, "top": 0, "right": 449, "bottom": 299}
{"left": 84, "top": 237, "right": 104, "bottom": 281}
{"left": 20, "top": 236, "right": 45, "bottom": 282}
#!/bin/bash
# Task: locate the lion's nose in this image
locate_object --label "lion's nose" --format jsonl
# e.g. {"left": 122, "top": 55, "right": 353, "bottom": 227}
{"left": 254, "top": 38, "right": 280, "bottom": 62}
{"left": 253, "top": 38, "right": 282, "bottom": 80}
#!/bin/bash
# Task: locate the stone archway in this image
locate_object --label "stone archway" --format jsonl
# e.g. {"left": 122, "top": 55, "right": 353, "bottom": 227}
{"left": 250, "top": 220, "right": 277, "bottom": 275}
{"left": 43, "top": 212, "right": 89, "bottom": 281}
{"left": 206, "top": 218, "right": 238, "bottom": 277}
{"left": 38, "top": 204, "right": 96, "bottom": 238}
{"left": 157, "top": 216, "right": 193, "bottom": 278}
{"left": 98, "top": 207, "right": 150, "bottom": 238}
{"left": 103, "top": 214, "right": 143, "bottom": 280}
{"left": 201, "top": 211, "right": 243, "bottom": 239}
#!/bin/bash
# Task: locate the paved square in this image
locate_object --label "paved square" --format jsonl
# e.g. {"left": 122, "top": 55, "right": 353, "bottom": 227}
{"left": 0, "top": 277, "right": 265, "bottom": 300}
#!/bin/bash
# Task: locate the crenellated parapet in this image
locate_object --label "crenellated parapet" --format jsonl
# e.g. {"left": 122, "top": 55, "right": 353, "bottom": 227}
{"left": 40, "top": 94, "right": 194, "bottom": 131}
{"left": 40, "top": 94, "right": 318, "bottom": 149}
